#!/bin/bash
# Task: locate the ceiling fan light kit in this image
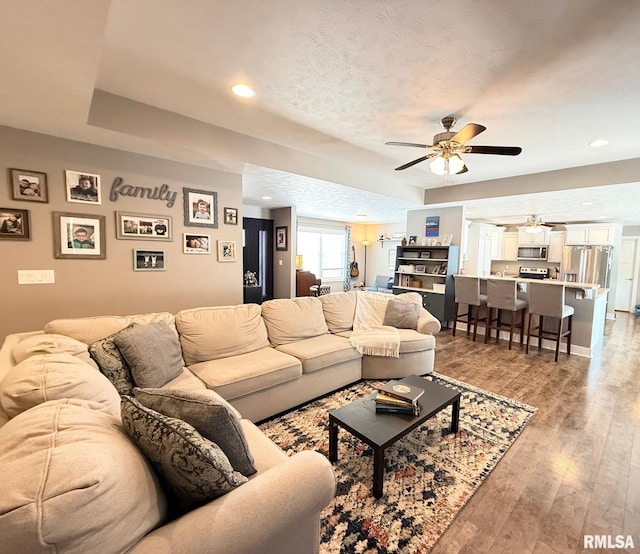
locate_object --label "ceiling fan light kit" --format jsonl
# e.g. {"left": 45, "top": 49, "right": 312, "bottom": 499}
{"left": 429, "top": 153, "right": 466, "bottom": 176}
{"left": 523, "top": 214, "right": 546, "bottom": 233}
{"left": 386, "top": 116, "right": 522, "bottom": 176}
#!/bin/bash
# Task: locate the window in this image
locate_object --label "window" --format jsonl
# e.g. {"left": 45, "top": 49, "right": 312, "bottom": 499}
{"left": 297, "top": 223, "right": 346, "bottom": 281}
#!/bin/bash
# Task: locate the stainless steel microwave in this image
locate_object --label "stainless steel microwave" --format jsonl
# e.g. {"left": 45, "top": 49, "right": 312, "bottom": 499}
{"left": 517, "top": 246, "right": 548, "bottom": 260}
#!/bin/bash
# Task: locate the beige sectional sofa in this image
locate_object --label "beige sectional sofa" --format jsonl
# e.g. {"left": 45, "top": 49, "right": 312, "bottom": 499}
{"left": 0, "top": 291, "right": 440, "bottom": 553}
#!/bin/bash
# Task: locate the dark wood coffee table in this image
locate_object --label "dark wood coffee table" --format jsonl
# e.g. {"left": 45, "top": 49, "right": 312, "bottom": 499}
{"left": 328, "top": 374, "right": 461, "bottom": 498}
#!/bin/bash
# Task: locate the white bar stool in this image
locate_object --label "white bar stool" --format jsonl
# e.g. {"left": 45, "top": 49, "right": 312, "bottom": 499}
{"left": 485, "top": 279, "right": 527, "bottom": 349}
{"left": 525, "top": 282, "right": 574, "bottom": 362}
{"left": 452, "top": 276, "right": 487, "bottom": 342}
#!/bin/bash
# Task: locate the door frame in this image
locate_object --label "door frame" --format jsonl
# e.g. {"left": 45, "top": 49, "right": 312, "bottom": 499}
{"left": 615, "top": 236, "right": 640, "bottom": 312}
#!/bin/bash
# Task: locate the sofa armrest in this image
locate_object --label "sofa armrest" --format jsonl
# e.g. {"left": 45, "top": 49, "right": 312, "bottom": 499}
{"left": 128, "top": 450, "right": 336, "bottom": 554}
{"left": 417, "top": 308, "right": 441, "bottom": 336}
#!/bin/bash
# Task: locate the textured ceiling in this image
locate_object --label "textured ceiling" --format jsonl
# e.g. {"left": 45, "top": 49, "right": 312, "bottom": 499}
{"left": 1, "top": 0, "right": 639, "bottom": 224}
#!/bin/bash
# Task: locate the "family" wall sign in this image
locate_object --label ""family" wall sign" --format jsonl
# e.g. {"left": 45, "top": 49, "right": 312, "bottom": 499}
{"left": 110, "top": 177, "right": 178, "bottom": 208}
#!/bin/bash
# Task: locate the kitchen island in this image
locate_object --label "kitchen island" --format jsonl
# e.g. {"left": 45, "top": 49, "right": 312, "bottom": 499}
{"left": 459, "top": 275, "right": 608, "bottom": 358}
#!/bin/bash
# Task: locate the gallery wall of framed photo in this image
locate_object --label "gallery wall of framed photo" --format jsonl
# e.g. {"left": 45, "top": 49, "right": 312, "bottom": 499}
{"left": 0, "top": 126, "right": 245, "bottom": 341}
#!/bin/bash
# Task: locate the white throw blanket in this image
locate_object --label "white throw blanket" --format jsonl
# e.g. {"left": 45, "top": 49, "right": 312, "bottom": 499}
{"left": 349, "top": 292, "right": 400, "bottom": 357}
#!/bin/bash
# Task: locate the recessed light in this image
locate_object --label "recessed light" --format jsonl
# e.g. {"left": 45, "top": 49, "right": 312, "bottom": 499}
{"left": 231, "top": 83, "right": 255, "bottom": 98}
{"left": 261, "top": 196, "right": 272, "bottom": 200}
{"left": 355, "top": 212, "right": 368, "bottom": 218}
{"left": 589, "top": 139, "right": 608, "bottom": 148}
{"left": 581, "top": 201, "right": 594, "bottom": 206}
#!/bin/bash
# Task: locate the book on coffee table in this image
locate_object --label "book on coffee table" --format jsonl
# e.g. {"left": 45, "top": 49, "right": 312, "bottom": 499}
{"left": 375, "top": 403, "right": 420, "bottom": 416}
{"left": 376, "top": 380, "right": 424, "bottom": 405}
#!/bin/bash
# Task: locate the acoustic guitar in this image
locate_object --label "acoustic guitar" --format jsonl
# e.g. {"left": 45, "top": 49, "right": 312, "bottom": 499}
{"left": 350, "top": 245, "right": 360, "bottom": 277}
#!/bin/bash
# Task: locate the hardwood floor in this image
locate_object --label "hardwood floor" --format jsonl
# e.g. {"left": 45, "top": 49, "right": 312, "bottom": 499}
{"left": 430, "top": 312, "right": 639, "bottom": 554}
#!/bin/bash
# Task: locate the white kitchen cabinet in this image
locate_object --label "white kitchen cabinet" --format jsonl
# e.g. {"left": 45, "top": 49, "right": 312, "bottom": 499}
{"left": 490, "top": 227, "right": 505, "bottom": 259}
{"left": 500, "top": 232, "right": 519, "bottom": 261}
{"left": 564, "top": 224, "right": 614, "bottom": 245}
{"left": 465, "top": 223, "right": 494, "bottom": 276}
{"left": 547, "top": 231, "right": 565, "bottom": 263}
{"left": 517, "top": 227, "right": 551, "bottom": 245}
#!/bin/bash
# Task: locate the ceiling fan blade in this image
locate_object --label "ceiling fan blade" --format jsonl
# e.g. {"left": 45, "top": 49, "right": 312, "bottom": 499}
{"left": 450, "top": 123, "right": 486, "bottom": 145}
{"left": 467, "top": 145, "right": 522, "bottom": 156}
{"left": 386, "top": 141, "right": 431, "bottom": 148}
{"left": 456, "top": 164, "right": 469, "bottom": 174}
{"left": 394, "top": 154, "right": 435, "bottom": 171}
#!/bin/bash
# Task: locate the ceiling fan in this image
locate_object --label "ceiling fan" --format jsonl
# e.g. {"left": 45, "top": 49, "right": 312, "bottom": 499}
{"left": 386, "top": 116, "right": 522, "bottom": 175}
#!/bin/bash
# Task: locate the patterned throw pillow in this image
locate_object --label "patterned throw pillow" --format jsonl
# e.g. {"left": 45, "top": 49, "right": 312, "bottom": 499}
{"left": 382, "top": 298, "right": 421, "bottom": 329}
{"left": 113, "top": 322, "right": 184, "bottom": 388}
{"left": 121, "top": 396, "right": 247, "bottom": 510}
{"left": 134, "top": 388, "right": 256, "bottom": 476}
{"left": 89, "top": 325, "right": 136, "bottom": 395}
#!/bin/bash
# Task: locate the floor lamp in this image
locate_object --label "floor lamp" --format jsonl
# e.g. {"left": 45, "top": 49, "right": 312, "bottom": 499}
{"left": 361, "top": 240, "right": 369, "bottom": 286}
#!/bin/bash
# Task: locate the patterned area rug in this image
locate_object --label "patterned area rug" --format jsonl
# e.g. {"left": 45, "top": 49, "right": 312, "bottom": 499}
{"left": 258, "top": 373, "right": 537, "bottom": 553}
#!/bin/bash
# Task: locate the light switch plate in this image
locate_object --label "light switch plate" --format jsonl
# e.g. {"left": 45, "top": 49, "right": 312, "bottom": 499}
{"left": 17, "top": 270, "right": 55, "bottom": 284}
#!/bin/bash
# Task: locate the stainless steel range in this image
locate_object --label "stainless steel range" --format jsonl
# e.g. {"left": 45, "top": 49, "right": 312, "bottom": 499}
{"left": 518, "top": 267, "right": 549, "bottom": 280}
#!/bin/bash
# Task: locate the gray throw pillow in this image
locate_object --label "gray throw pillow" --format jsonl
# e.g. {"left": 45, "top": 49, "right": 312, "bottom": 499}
{"left": 382, "top": 298, "right": 420, "bottom": 329}
{"left": 89, "top": 324, "right": 136, "bottom": 395}
{"left": 134, "top": 388, "right": 256, "bottom": 476}
{"left": 113, "top": 322, "right": 184, "bottom": 388}
{"left": 121, "top": 396, "right": 247, "bottom": 511}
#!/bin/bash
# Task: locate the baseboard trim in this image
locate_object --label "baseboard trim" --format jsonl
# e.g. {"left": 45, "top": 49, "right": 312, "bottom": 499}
{"left": 452, "top": 323, "right": 594, "bottom": 358}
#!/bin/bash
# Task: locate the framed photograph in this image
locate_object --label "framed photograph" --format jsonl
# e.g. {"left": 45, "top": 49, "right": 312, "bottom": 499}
{"left": 183, "top": 187, "right": 218, "bottom": 228}
{"left": 65, "top": 170, "right": 101, "bottom": 205}
{"left": 420, "top": 251, "right": 431, "bottom": 259}
{"left": 0, "top": 208, "right": 31, "bottom": 240}
{"left": 276, "top": 226, "right": 288, "bottom": 251}
{"left": 431, "top": 264, "right": 441, "bottom": 274}
{"left": 217, "top": 240, "right": 237, "bottom": 262}
{"left": 415, "top": 265, "right": 426, "bottom": 273}
{"left": 408, "top": 235, "right": 417, "bottom": 245}
{"left": 53, "top": 211, "right": 106, "bottom": 259}
{"left": 183, "top": 233, "right": 211, "bottom": 254}
{"left": 224, "top": 207, "right": 238, "bottom": 225}
{"left": 116, "top": 212, "right": 172, "bottom": 241}
{"left": 442, "top": 233, "right": 453, "bottom": 246}
{"left": 133, "top": 249, "right": 165, "bottom": 271}
{"left": 10, "top": 168, "right": 48, "bottom": 202}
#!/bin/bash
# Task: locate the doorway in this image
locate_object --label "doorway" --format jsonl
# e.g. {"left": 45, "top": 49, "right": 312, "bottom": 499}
{"left": 614, "top": 237, "right": 639, "bottom": 312}
{"left": 242, "top": 217, "right": 274, "bottom": 302}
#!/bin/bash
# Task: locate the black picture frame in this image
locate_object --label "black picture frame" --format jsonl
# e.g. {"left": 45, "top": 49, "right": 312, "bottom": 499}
{"left": 276, "top": 226, "right": 288, "bottom": 251}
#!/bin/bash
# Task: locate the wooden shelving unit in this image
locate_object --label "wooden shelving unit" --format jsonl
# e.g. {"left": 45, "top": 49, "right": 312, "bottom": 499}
{"left": 392, "top": 245, "right": 459, "bottom": 325}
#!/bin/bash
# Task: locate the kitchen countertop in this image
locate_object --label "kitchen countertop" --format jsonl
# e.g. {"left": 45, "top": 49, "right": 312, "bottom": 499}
{"left": 462, "top": 274, "right": 603, "bottom": 289}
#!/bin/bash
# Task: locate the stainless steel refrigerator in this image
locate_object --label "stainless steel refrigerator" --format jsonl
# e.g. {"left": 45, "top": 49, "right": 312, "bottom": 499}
{"left": 560, "top": 245, "right": 613, "bottom": 287}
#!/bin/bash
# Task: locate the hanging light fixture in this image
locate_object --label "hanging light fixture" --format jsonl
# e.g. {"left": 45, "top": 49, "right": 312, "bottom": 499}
{"left": 429, "top": 153, "right": 466, "bottom": 176}
{"left": 523, "top": 214, "right": 545, "bottom": 233}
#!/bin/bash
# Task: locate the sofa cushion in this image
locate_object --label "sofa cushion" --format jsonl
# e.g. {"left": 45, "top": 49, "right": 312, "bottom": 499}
{"left": 89, "top": 324, "right": 136, "bottom": 395}
{"left": 0, "top": 398, "right": 167, "bottom": 554}
{"left": 176, "top": 304, "right": 270, "bottom": 365}
{"left": 261, "top": 297, "right": 329, "bottom": 347}
{"left": 11, "top": 333, "right": 94, "bottom": 367}
{"left": 319, "top": 291, "right": 357, "bottom": 333}
{"left": 44, "top": 312, "right": 176, "bottom": 345}
{"left": 134, "top": 387, "right": 256, "bottom": 476}
{"left": 383, "top": 297, "right": 421, "bottom": 329}
{"left": 0, "top": 353, "right": 121, "bottom": 420}
{"left": 189, "top": 347, "right": 302, "bottom": 400}
{"left": 113, "top": 322, "right": 184, "bottom": 389}
{"left": 397, "top": 329, "right": 437, "bottom": 353}
{"left": 275, "top": 334, "right": 361, "bottom": 373}
{"left": 121, "top": 396, "right": 247, "bottom": 510}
